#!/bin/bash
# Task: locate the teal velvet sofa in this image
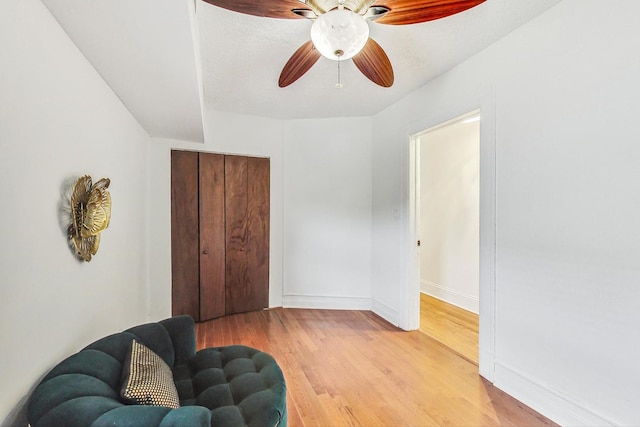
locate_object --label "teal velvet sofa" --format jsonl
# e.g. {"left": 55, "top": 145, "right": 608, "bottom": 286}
{"left": 27, "top": 315, "right": 287, "bottom": 427}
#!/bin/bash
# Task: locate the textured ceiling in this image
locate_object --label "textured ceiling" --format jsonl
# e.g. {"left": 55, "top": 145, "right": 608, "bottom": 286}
{"left": 41, "top": 0, "right": 563, "bottom": 138}
{"left": 197, "top": 0, "right": 563, "bottom": 119}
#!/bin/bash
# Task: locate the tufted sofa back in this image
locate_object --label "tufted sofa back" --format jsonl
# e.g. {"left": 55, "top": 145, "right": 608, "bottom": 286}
{"left": 27, "top": 316, "right": 208, "bottom": 427}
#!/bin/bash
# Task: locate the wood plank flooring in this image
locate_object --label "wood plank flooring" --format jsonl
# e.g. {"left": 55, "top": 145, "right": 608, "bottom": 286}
{"left": 195, "top": 308, "right": 556, "bottom": 426}
{"left": 419, "top": 293, "right": 479, "bottom": 364}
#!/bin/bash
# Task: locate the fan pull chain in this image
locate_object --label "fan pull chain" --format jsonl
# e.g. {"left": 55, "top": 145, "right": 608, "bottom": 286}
{"left": 335, "top": 52, "right": 344, "bottom": 89}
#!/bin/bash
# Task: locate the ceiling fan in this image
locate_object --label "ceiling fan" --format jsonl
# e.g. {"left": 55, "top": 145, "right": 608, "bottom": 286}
{"left": 202, "top": 0, "right": 486, "bottom": 88}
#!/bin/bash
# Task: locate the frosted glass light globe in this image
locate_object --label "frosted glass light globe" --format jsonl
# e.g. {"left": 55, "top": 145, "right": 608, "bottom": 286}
{"left": 310, "top": 9, "right": 369, "bottom": 61}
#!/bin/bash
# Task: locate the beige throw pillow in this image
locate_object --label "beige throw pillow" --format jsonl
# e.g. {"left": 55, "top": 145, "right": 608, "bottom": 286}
{"left": 120, "top": 340, "right": 180, "bottom": 409}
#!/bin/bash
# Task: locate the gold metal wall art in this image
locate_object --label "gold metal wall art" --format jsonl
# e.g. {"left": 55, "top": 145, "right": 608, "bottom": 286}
{"left": 67, "top": 175, "right": 111, "bottom": 262}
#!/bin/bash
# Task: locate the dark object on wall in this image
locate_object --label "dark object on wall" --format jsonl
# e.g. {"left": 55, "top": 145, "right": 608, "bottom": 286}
{"left": 67, "top": 175, "right": 111, "bottom": 262}
{"left": 171, "top": 151, "right": 270, "bottom": 322}
{"left": 27, "top": 315, "right": 287, "bottom": 427}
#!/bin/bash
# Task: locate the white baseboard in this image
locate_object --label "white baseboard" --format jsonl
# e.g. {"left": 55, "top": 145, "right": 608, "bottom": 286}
{"left": 282, "top": 294, "right": 372, "bottom": 311}
{"left": 421, "top": 280, "right": 479, "bottom": 314}
{"left": 282, "top": 295, "right": 402, "bottom": 329}
{"left": 478, "top": 348, "right": 495, "bottom": 380}
{"left": 371, "top": 299, "right": 400, "bottom": 328}
{"left": 494, "top": 362, "right": 616, "bottom": 427}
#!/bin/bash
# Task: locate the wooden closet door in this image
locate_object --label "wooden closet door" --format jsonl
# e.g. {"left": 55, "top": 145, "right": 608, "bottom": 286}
{"left": 246, "top": 157, "right": 270, "bottom": 310}
{"left": 199, "top": 153, "right": 226, "bottom": 320}
{"left": 225, "top": 156, "right": 270, "bottom": 314}
{"left": 171, "top": 150, "right": 200, "bottom": 320}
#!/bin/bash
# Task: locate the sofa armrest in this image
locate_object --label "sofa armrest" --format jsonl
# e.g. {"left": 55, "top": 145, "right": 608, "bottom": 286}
{"left": 159, "top": 315, "right": 197, "bottom": 366}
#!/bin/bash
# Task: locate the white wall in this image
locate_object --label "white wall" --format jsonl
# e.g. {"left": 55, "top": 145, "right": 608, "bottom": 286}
{"left": 419, "top": 119, "right": 479, "bottom": 313}
{"left": 371, "top": 0, "right": 640, "bottom": 425}
{"left": 283, "top": 117, "right": 373, "bottom": 309}
{"left": 147, "top": 110, "right": 285, "bottom": 319}
{"left": 0, "top": 1, "right": 150, "bottom": 425}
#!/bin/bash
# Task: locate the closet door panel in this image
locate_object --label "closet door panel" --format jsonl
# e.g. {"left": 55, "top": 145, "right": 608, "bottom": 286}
{"left": 171, "top": 150, "right": 200, "bottom": 320}
{"left": 172, "top": 151, "right": 270, "bottom": 321}
{"left": 246, "top": 157, "right": 270, "bottom": 311}
{"left": 224, "top": 155, "right": 250, "bottom": 314}
{"left": 199, "top": 153, "right": 226, "bottom": 321}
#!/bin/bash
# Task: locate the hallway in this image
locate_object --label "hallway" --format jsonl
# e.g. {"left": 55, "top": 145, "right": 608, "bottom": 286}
{"left": 419, "top": 293, "right": 479, "bottom": 364}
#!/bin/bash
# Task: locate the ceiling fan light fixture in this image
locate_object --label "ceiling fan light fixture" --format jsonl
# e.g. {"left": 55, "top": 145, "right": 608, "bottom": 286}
{"left": 310, "top": 9, "right": 369, "bottom": 61}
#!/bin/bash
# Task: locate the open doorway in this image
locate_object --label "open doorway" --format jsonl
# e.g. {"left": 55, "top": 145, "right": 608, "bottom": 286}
{"left": 415, "top": 110, "right": 480, "bottom": 364}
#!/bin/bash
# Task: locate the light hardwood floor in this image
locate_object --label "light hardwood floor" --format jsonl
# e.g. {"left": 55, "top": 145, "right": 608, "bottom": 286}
{"left": 419, "top": 293, "right": 479, "bottom": 364}
{"left": 196, "top": 308, "right": 555, "bottom": 426}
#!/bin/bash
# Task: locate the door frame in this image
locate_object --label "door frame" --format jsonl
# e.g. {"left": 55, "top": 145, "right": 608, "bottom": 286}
{"left": 407, "top": 101, "right": 497, "bottom": 381}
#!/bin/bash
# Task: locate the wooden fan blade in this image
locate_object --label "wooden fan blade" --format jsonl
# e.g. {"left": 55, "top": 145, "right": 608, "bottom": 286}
{"left": 374, "top": 0, "right": 485, "bottom": 25}
{"left": 201, "top": 0, "right": 306, "bottom": 19}
{"left": 279, "top": 41, "right": 322, "bottom": 87}
{"left": 352, "top": 38, "right": 394, "bottom": 88}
